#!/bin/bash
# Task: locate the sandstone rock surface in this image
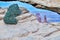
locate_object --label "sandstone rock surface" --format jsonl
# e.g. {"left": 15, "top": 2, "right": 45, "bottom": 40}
{"left": 0, "top": 12, "right": 60, "bottom": 40}
{"left": 0, "top": 4, "right": 60, "bottom": 40}
{"left": 19, "top": 0, "right": 60, "bottom": 14}
{"left": 19, "top": 0, "right": 60, "bottom": 7}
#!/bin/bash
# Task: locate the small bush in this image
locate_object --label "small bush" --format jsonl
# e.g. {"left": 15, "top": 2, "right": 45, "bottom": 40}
{"left": 3, "top": 4, "right": 22, "bottom": 24}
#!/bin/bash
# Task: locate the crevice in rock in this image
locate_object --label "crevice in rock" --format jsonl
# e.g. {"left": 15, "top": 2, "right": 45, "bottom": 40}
{"left": 32, "top": 28, "right": 39, "bottom": 33}
{"left": 20, "top": 14, "right": 32, "bottom": 20}
{"left": 18, "top": 32, "right": 30, "bottom": 37}
{"left": 44, "top": 29, "right": 60, "bottom": 37}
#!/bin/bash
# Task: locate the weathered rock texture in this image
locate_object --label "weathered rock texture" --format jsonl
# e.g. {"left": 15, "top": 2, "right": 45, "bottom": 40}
{"left": 19, "top": 0, "right": 60, "bottom": 7}
{"left": 0, "top": 9, "right": 5, "bottom": 14}
{"left": 3, "top": 4, "right": 22, "bottom": 24}
{"left": 19, "top": 0, "right": 60, "bottom": 14}
{"left": 0, "top": 12, "right": 60, "bottom": 40}
{"left": 19, "top": 7, "right": 29, "bottom": 14}
{"left": 0, "top": 3, "right": 60, "bottom": 40}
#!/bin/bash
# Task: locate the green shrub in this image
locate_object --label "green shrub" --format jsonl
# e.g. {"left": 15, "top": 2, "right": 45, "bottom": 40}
{"left": 4, "top": 4, "right": 22, "bottom": 24}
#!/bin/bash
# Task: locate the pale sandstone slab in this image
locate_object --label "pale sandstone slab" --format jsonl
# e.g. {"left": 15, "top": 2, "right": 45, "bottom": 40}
{"left": 0, "top": 12, "right": 60, "bottom": 40}
{"left": 19, "top": 0, "right": 60, "bottom": 7}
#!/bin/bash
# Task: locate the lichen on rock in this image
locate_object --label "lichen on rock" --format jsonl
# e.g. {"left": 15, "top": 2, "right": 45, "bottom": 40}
{"left": 3, "top": 4, "right": 22, "bottom": 24}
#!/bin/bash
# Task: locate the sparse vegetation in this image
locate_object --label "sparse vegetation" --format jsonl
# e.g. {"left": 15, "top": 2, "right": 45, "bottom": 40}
{"left": 3, "top": 4, "right": 22, "bottom": 24}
